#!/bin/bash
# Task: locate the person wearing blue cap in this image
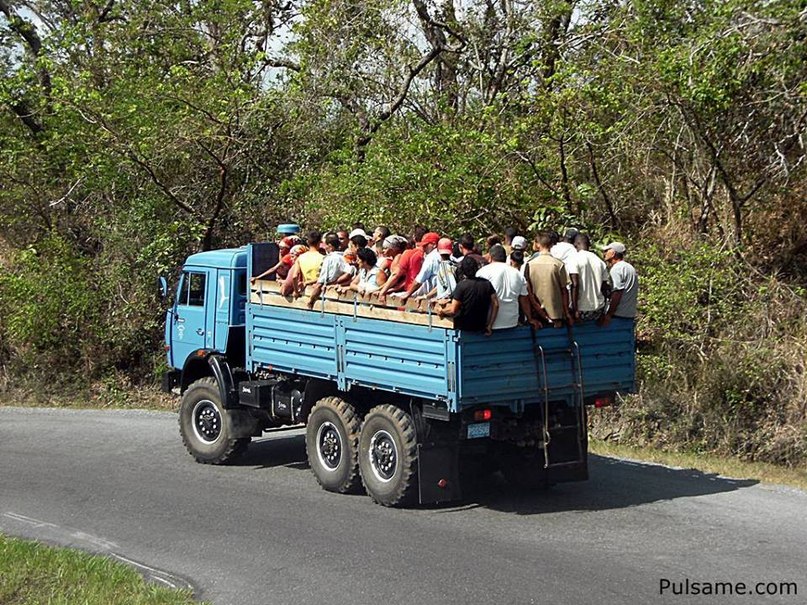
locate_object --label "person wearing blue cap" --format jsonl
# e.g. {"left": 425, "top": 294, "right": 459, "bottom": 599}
{"left": 277, "top": 223, "right": 301, "bottom": 236}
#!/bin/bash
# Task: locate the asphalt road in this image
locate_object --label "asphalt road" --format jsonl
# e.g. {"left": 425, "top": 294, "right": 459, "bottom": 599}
{"left": 1, "top": 407, "right": 805, "bottom": 605}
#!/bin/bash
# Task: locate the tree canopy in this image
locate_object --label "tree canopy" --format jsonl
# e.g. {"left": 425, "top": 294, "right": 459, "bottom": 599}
{"left": 1, "top": 0, "right": 805, "bottom": 464}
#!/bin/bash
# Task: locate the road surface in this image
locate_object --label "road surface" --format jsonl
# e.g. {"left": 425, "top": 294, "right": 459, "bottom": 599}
{"left": 1, "top": 407, "right": 804, "bottom": 604}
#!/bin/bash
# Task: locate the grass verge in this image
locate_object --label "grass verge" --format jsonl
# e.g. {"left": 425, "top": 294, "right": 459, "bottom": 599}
{"left": 0, "top": 534, "right": 205, "bottom": 605}
{"left": 590, "top": 439, "right": 807, "bottom": 491}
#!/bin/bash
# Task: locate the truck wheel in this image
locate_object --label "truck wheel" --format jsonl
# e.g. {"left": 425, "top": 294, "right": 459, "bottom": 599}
{"left": 305, "top": 396, "right": 362, "bottom": 494}
{"left": 179, "top": 377, "right": 249, "bottom": 464}
{"left": 359, "top": 405, "right": 418, "bottom": 507}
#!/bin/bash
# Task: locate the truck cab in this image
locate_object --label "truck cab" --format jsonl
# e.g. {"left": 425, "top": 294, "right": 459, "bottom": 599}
{"left": 164, "top": 248, "right": 248, "bottom": 388}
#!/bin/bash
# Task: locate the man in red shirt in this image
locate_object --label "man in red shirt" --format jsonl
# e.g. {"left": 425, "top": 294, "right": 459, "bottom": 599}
{"left": 374, "top": 229, "right": 426, "bottom": 304}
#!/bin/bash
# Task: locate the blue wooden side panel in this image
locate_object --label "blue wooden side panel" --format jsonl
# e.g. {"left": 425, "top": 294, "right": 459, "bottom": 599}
{"left": 247, "top": 298, "right": 633, "bottom": 412}
{"left": 247, "top": 303, "right": 456, "bottom": 404}
{"left": 248, "top": 305, "right": 339, "bottom": 380}
{"left": 456, "top": 319, "right": 635, "bottom": 409}
{"left": 341, "top": 317, "right": 454, "bottom": 403}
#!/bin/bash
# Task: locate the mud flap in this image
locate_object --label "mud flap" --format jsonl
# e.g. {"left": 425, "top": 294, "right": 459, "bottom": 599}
{"left": 227, "top": 408, "right": 263, "bottom": 438}
{"left": 417, "top": 442, "right": 461, "bottom": 504}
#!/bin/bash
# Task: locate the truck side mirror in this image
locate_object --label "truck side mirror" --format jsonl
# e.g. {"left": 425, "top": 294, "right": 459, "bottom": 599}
{"left": 157, "top": 276, "right": 169, "bottom": 300}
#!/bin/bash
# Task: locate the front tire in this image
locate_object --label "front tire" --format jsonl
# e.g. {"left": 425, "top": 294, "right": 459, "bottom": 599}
{"left": 305, "top": 396, "right": 362, "bottom": 493}
{"left": 179, "top": 377, "right": 249, "bottom": 464}
{"left": 359, "top": 405, "right": 418, "bottom": 507}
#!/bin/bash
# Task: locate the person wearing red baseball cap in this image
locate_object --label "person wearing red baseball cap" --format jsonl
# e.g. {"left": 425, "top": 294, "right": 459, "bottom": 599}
{"left": 399, "top": 232, "right": 442, "bottom": 302}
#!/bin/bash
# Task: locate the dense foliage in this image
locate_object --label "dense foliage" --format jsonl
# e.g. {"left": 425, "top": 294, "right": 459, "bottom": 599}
{"left": 1, "top": 0, "right": 805, "bottom": 465}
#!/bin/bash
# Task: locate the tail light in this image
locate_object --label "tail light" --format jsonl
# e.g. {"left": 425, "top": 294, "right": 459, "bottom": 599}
{"left": 594, "top": 396, "right": 614, "bottom": 408}
{"left": 473, "top": 409, "right": 492, "bottom": 421}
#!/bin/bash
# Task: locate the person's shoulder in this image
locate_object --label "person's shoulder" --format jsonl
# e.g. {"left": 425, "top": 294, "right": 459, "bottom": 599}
{"left": 453, "top": 278, "right": 471, "bottom": 295}
{"left": 475, "top": 262, "right": 493, "bottom": 276}
{"left": 510, "top": 264, "right": 527, "bottom": 279}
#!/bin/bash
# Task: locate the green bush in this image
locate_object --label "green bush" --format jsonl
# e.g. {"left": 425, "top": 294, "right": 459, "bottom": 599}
{"left": 594, "top": 238, "right": 807, "bottom": 467}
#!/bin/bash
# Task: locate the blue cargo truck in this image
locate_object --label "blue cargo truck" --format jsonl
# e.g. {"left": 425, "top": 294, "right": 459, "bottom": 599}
{"left": 162, "top": 243, "right": 635, "bottom": 506}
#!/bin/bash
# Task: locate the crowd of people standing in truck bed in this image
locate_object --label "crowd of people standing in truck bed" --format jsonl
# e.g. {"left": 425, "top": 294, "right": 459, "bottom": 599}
{"left": 251, "top": 224, "right": 638, "bottom": 334}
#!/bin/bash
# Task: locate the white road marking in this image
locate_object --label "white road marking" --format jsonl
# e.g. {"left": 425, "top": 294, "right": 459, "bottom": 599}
{"left": 2, "top": 511, "right": 193, "bottom": 592}
{"left": 4, "top": 511, "right": 60, "bottom": 529}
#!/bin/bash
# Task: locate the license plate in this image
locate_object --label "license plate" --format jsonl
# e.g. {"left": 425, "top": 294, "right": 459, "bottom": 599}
{"left": 467, "top": 422, "right": 490, "bottom": 439}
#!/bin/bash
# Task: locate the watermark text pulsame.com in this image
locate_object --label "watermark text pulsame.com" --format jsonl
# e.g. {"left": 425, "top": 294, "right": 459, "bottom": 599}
{"left": 660, "top": 579, "right": 798, "bottom": 597}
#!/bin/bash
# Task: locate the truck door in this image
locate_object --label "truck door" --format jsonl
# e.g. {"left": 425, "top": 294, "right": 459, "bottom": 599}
{"left": 171, "top": 269, "right": 211, "bottom": 368}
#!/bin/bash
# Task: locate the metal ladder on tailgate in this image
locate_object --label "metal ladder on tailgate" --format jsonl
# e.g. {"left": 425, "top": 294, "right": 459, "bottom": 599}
{"left": 530, "top": 326, "right": 586, "bottom": 469}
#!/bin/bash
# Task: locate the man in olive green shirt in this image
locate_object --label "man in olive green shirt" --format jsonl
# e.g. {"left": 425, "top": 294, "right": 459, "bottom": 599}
{"left": 524, "top": 232, "right": 572, "bottom": 327}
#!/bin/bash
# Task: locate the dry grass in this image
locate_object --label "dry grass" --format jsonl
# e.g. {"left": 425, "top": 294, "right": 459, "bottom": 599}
{"left": 590, "top": 439, "right": 807, "bottom": 491}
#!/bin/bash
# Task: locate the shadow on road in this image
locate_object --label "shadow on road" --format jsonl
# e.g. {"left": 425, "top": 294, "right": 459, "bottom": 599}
{"left": 229, "top": 435, "right": 759, "bottom": 514}
{"left": 456, "top": 454, "right": 759, "bottom": 515}
{"left": 233, "top": 433, "right": 308, "bottom": 470}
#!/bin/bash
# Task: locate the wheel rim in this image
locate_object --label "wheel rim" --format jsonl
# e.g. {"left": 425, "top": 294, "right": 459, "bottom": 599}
{"left": 316, "top": 421, "right": 343, "bottom": 471}
{"left": 191, "top": 399, "right": 222, "bottom": 444}
{"left": 368, "top": 429, "right": 398, "bottom": 483}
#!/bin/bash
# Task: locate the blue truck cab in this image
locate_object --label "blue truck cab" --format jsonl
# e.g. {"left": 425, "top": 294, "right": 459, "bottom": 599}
{"left": 164, "top": 243, "right": 635, "bottom": 506}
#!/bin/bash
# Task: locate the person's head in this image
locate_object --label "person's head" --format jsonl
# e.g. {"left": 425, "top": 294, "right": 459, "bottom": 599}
{"left": 486, "top": 235, "right": 501, "bottom": 250}
{"left": 373, "top": 226, "right": 390, "bottom": 246}
{"left": 357, "top": 246, "right": 377, "bottom": 270}
{"left": 343, "top": 251, "right": 357, "bottom": 266}
{"left": 413, "top": 225, "right": 428, "bottom": 244}
{"left": 437, "top": 237, "right": 453, "bottom": 258}
{"left": 510, "top": 249, "right": 524, "bottom": 269}
{"left": 489, "top": 244, "right": 507, "bottom": 263}
{"left": 563, "top": 227, "right": 580, "bottom": 244}
{"left": 352, "top": 221, "right": 366, "bottom": 232}
{"left": 504, "top": 227, "right": 517, "bottom": 245}
{"left": 534, "top": 231, "right": 552, "bottom": 252}
{"left": 324, "top": 233, "right": 340, "bottom": 253}
{"left": 349, "top": 234, "right": 368, "bottom": 252}
{"left": 459, "top": 256, "right": 479, "bottom": 280}
{"left": 547, "top": 230, "right": 560, "bottom": 247}
{"left": 574, "top": 233, "right": 591, "bottom": 251}
{"left": 337, "top": 230, "right": 349, "bottom": 251}
{"left": 306, "top": 230, "right": 322, "bottom": 248}
{"left": 419, "top": 232, "right": 440, "bottom": 254}
{"left": 290, "top": 244, "right": 308, "bottom": 260}
{"left": 279, "top": 236, "right": 294, "bottom": 253}
{"left": 602, "top": 242, "right": 626, "bottom": 264}
{"left": 511, "top": 235, "right": 527, "bottom": 251}
{"left": 382, "top": 235, "right": 407, "bottom": 257}
{"left": 459, "top": 233, "right": 475, "bottom": 254}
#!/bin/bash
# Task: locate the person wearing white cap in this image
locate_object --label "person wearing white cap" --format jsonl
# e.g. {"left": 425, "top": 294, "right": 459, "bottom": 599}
{"left": 511, "top": 235, "right": 527, "bottom": 252}
{"left": 598, "top": 241, "right": 638, "bottom": 326}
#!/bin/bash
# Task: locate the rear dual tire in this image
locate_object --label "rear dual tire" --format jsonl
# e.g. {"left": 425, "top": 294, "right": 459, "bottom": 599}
{"left": 306, "top": 397, "right": 362, "bottom": 493}
{"left": 359, "top": 405, "right": 419, "bottom": 507}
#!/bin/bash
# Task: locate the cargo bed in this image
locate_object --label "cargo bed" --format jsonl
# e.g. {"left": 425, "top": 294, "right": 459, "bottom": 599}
{"left": 247, "top": 282, "right": 635, "bottom": 412}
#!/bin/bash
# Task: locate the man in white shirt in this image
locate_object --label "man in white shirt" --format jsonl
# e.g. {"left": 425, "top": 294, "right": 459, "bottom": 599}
{"left": 574, "top": 233, "right": 611, "bottom": 321}
{"left": 307, "top": 233, "right": 350, "bottom": 308}
{"left": 476, "top": 244, "right": 538, "bottom": 330}
{"left": 399, "top": 232, "right": 441, "bottom": 301}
